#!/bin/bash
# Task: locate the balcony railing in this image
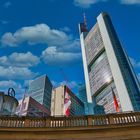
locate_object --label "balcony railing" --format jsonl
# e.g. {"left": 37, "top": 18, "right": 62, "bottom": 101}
{"left": 0, "top": 112, "right": 140, "bottom": 128}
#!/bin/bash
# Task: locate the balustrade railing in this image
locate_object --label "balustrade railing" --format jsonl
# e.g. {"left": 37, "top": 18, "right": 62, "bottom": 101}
{"left": 0, "top": 112, "right": 140, "bottom": 128}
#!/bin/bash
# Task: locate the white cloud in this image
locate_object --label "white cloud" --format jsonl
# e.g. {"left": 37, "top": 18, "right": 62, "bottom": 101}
{"left": 1, "top": 24, "right": 70, "bottom": 47}
{"left": 73, "top": 0, "right": 140, "bottom": 7}
{"left": 129, "top": 57, "right": 140, "bottom": 68}
{"left": 1, "top": 23, "right": 81, "bottom": 65}
{"left": 0, "top": 80, "right": 21, "bottom": 89}
{"left": 0, "top": 66, "right": 37, "bottom": 80}
{"left": 137, "top": 73, "right": 140, "bottom": 81}
{"left": 0, "top": 80, "right": 24, "bottom": 99}
{"left": 0, "top": 52, "right": 40, "bottom": 67}
{"left": 120, "top": 0, "right": 140, "bottom": 4}
{"left": 59, "top": 27, "right": 71, "bottom": 32}
{"left": 1, "top": 23, "right": 80, "bottom": 53}
{"left": 41, "top": 46, "right": 81, "bottom": 65}
{"left": 52, "top": 80, "right": 78, "bottom": 89}
{"left": 0, "top": 20, "right": 9, "bottom": 25}
{"left": 129, "top": 57, "right": 140, "bottom": 82}
{"left": 3, "top": 1, "right": 11, "bottom": 8}
{"left": 74, "top": 0, "right": 107, "bottom": 8}
{"left": 0, "top": 23, "right": 82, "bottom": 65}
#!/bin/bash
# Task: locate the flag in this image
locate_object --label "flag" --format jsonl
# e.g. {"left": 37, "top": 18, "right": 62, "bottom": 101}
{"left": 111, "top": 87, "right": 119, "bottom": 112}
{"left": 64, "top": 87, "right": 71, "bottom": 117}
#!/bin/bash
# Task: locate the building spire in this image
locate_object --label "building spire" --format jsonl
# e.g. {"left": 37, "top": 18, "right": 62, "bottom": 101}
{"left": 83, "top": 13, "right": 87, "bottom": 28}
{"left": 79, "top": 13, "right": 88, "bottom": 34}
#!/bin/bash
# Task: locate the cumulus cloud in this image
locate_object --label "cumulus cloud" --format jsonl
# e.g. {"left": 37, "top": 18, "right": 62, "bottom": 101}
{"left": 41, "top": 46, "right": 81, "bottom": 65}
{"left": 120, "top": 0, "right": 140, "bottom": 4}
{"left": 129, "top": 57, "right": 140, "bottom": 68}
{"left": 0, "top": 80, "right": 25, "bottom": 99}
{"left": 129, "top": 57, "right": 140, "bottom": 82}
{"left": 59, "top": 81, "right": 78, "bottom": 89}
{"left": 0, "top": 20, "right": 9, "bottom": 25}
{"left": 1, "top": 24, "right": 79, "bottom": 51}
{"left": 73, "top": 0, "right": 140, "bottom": 8}
{"left": 137, "top": 73, "right": 140, "bottom": 81}
{"left": 0, "top": 23, "right": 82, "bottom": 65}
{"left": 59, "top": 27, "right": 71, "bottom": 32}
{"left": 0, "top": 80, "right": 21, "bottom": 89}
{"left": 52, "top": 80, "right": 78, "bottom": 89}
{"left": 0, "top": 52, "right": 40, "bottom": 67}
{"left": 74, "top": 0, "right": 108, "bottom": 8}
{"left": 0, "top": 66, "right": 37, "bottom": 80}
{"left": 3, "top": 1, "right": 11, "bottom": 8}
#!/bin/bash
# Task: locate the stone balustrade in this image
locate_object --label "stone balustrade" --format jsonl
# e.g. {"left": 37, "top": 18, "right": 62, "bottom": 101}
{"left": 0, "top": 111, "right": 140, "bottom": 128}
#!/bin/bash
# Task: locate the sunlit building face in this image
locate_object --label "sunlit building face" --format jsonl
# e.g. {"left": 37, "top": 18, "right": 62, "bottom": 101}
{"left": 79, "top": 12, "right": 140, "bottom": 114}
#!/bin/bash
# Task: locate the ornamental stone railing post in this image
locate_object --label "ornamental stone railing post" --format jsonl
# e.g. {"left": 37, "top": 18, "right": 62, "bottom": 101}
{"left": 45, "top": 117, "right": 51, "bottom": 127}
{"left": 108, "top": 115, "right": 115, "bottom": 125}
{"left": 24, "top": 117, "right": 30, "bottom": 127}
{"left": 87, "top": 116, "right": 93, "bottom": 126}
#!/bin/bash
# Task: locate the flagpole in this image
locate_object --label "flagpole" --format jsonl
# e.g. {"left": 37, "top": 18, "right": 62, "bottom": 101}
{"left": 111, "top": 86, "right": 119, "bottom": 113}
{"left": 106, "top": 77, "right": 119, "bottom": 113}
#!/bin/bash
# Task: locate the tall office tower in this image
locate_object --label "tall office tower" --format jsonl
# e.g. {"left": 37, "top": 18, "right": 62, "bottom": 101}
{"left": 78, "top": 84, "right": 89, "bottom": 114}
{"left": 51, "top": 85, "right": 84, "bottom": 117}
{"left": 28, "top": 75, "right": 53, "bottom": 112}
{"left": 79, "top": 12, "right": 140, "bottom": 114}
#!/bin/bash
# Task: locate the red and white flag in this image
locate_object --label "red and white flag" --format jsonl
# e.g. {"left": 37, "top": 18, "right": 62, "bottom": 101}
{"left": 111, "top": 87, "right": 119, "bottom": 112}
{"left": 64, "top": 87, "right": 71, "bottom": 117}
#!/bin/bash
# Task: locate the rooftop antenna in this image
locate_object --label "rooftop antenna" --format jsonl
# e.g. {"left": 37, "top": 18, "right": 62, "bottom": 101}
{"left": 83, "top": 13, "right": 87, "bottom": 29}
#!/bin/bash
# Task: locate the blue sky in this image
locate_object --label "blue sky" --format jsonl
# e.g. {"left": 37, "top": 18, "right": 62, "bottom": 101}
{"left": 0, "top": 0, "right": 140, "bottom": 99}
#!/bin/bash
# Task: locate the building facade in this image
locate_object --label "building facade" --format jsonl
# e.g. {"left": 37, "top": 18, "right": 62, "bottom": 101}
{"left": 0, "top": 91, "right": 18, "bottom": 116}
{"left": 78, "top": 84, "right": 89, "bottom": 115}
{"left": 78, "top": 84, "right": 87, "bottom": 103}
{"left": 51, "top": 85, "right": 85, "bottom": 117}
{"left": 79, "top": 12, "right": 140, "bottom": 114}
{"left": 16, "top": 96, "right": 50, "bottom": 117}
{"left": 28, "top": 75, "right": 53, "bottom": 112}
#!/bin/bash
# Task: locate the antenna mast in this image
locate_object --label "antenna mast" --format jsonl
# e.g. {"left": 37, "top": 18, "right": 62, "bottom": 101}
{"left": 83, "top": 13, "right": 87, "bottom": 27}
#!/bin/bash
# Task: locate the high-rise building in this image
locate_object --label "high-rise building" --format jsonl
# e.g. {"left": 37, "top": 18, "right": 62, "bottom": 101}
{"left": 78, "top": 84, "right": 89, "bottom": 115}
{"left": 16, "top": 96, "right": 50, "bottom": 117}
{"left": 79, "top": 12, "right": 140, "bottom": 114}
{"left": 51, "top": 85, "right": 85, "bottom": 117}
{"left": 28, "top": 75, "right": 53, "bottom": 112}
{"left": 78, "top": 84, "right": 87, "bottom": 103}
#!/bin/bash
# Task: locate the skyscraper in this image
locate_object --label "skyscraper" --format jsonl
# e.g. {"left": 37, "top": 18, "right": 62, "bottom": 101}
{"left": 78, "top": 84, "right": 89, "bottom": 115}
{"left": 28, "top": 75, "right": 53, "bottom": 112}
{"left": 79, "top": 12, "right": 140, "bottom": 114}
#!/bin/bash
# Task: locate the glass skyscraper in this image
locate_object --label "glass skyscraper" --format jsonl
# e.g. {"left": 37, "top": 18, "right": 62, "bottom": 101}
{"left": 28, "top": 75, "right": 53, "bottom": 112}
{"left": 78, "top": 84, "right": 89, "bottom": 115}
{"left": 78, "top": 84, "right": 87, "bottom": 104}
{"left": 79, "top": 12, "right": 140, "bottom": 114}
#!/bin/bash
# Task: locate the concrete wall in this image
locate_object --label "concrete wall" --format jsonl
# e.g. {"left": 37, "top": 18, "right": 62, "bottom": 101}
{"left": 51, "top": 86, "right": 64, "bottom": 116}
{"left": 0, "top": 123, "right": 140, "bottom": 140}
